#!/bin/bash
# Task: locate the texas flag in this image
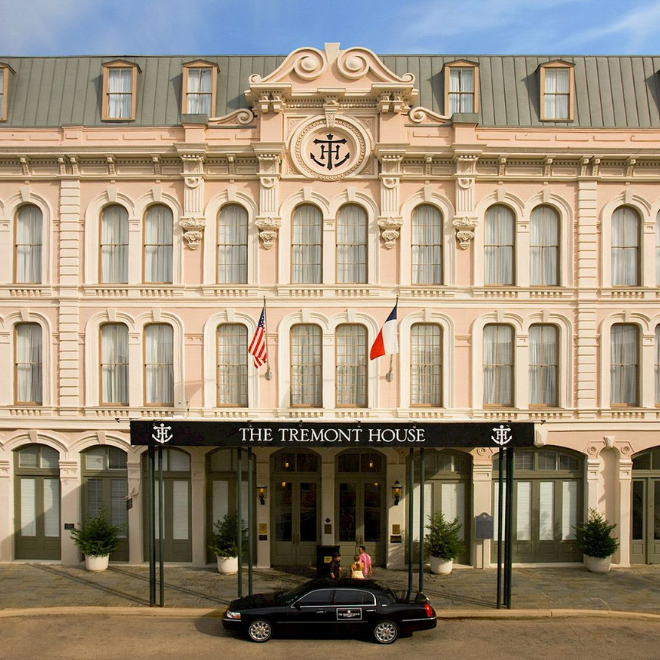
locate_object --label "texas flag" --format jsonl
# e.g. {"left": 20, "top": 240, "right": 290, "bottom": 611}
{"left": 370, "top": 303, "right": 399, "bottom": 360}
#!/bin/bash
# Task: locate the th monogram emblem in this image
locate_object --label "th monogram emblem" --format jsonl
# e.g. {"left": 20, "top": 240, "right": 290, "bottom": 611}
{"left": 310, "top": 133, "right": 350, "bottom": 171}
{"left": 491, "top": 424, "right": 512, "bottom": 446}
{"left": 152, "top": 422, "right": 173, "bottom": 445}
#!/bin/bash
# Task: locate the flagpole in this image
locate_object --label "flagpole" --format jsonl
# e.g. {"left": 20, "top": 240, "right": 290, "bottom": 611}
{"left": 263, "top": 296, "right": 272, "bottom": 381}
{"left": 385, "top": 295, "right": 398, "bottom": 382}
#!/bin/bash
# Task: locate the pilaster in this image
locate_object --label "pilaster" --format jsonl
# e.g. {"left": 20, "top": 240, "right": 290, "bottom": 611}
{"left": 179, "top": 149, "right": 207, "bottom": 249}
{"left": 59, "top": 459, "right": 80, "bottom": 566}
{"left": 254, "top": 146, "right": 283, "bottom": 249}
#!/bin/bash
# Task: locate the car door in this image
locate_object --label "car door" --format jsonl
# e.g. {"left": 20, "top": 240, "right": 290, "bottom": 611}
{"left": 332, "top": 588, "right": 376, "bottom": 634}
{"left": 283, "top": 588, "right": 336, "bottom": 634}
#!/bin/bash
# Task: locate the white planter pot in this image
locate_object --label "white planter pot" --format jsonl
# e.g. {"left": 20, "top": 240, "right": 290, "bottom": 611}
{"left": 216, "top": 556, "right": 239, "bottom": 574}
{"left": 584, "top": 555, "right": 611, "bottom": 573}
{"left": 429, "top": 556, "right": 453, "bottom": 575}
{"left": 85, "top": 554, "right": 110, "bottom": 572}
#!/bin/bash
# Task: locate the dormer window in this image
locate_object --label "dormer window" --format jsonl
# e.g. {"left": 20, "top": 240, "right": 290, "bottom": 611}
{"left": 102, "top": 60, "right": 140, "bottom": 121}
{"left": 0, "top": 63, "right": 14, "bottom": 122}
{"left": 182, "top": 61, "right": 218, "bottom": 116}
{"left": 539, "top": 61, "right": 574, "bottom": 121}
{"left": 444, "top": 60, "right": 479, "bottom": 115}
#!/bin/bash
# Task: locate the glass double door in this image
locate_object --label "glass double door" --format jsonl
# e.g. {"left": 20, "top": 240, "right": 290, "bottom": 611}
{"left": 271, "top": 477, "right": 319, "bottom": 566}
{"left": 15, "top": 476, "right": 61, "bottom": 560}
{"left": 337, "top": 479, "right": 384, "bottom": 566}
{"left": 631, "top": 478, "right": 660, "bottom": 564}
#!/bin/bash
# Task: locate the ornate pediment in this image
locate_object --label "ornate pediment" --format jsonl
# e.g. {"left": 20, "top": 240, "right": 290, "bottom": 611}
{"left": 245, "top": 43, "right": 418, "bottom": 114}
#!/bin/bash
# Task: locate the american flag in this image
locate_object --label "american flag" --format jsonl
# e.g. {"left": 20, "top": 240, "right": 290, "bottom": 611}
{"left": 248, "top": 307, "right": 267, "bottom": 368}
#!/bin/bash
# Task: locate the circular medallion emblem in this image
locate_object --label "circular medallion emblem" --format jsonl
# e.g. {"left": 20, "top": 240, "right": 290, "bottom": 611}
{"left": 290, "top": 116, "right": 370, "bottom": 181}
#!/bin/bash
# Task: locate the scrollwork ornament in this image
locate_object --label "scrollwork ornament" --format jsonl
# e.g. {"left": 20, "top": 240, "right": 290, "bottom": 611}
{"left": 184, "top": 177, "right": 203, "bottom": 189}
{"left": 261, "top": 177, "right": 277, "bottom": 189}
{"left": 382, "top": 177, "right": 399, "bottom": 189}
{"left": 457, "top": 177, "right": 474, "bottom": 190}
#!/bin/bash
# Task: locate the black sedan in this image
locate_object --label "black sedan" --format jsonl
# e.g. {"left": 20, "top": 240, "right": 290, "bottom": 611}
{"left": 222, "top": 578, "right": 437, "bottom": 644}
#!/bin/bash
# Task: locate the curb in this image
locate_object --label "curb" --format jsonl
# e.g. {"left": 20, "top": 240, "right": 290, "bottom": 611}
{"left": 2, "top": 606, "right": 660, "bottom": 621}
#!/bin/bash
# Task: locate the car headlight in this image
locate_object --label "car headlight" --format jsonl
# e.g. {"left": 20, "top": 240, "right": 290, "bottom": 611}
{"left": 225, "top": 610, "right": 241, "bottom": 620}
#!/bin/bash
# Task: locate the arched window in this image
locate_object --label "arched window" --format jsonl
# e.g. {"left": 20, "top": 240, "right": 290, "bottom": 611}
{"left": 100, "top": 205, "right": 129, "bottom": 283}
{"left": 529, "top": 324, "right": 558, "bottom": 407}
{"left": 611, "top": 323, "right": 638, "bottom": 405}
{"left": 217, "top": 324, "right": 248, "bottom": 407}
{"left": 337, "top": 204, "right": 367, "bottom": 284}
{"left": 484, "top": 324, "right": 513, "bottom": 406}
{"left": 656, "top": 327, "right": 660, "bottom": 405}
{"left": 530, "top": 205, "right": 559, "bottom": 286}
{"left": 291, "top": 324, "right": 322, "bottom": 407}
{"left": 292, "top": 205, "right": 322, "bottom": 284}
{"left": 336, "top": 324, "right": 367, "bottom": 407}
{"left": 217, "top": 204, "right": 248, "bottom": 284}
{"left": 15, "top": 205, "right": 42, "bottom": 284}
{"left": 612, "top": 206, "right": 640, "bottom": 286}
{"left": 412, "top": 205, "right": 442, "bottom": 285}
{"left": 144, "top": 324, "right": 173, "bottom": 405}
{"left": 485, "top": 205, "right": 514, "bottom": 285}
{"left": 144, "top": 205, "right": 173, "bottom": 283}
{"left": 411, "top": 323, "right": 442, "bottom": 406}
{"left": 100, "top": 323, "right": 129, "bottom": 405}
{"left": 15, "top": 323, "right": 42, "bottom": 405}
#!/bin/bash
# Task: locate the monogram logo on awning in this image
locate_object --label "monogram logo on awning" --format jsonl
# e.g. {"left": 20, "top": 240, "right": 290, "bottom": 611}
{"left": 491, "top": 424, "right": 512, "bottom": 446}
{"left": 152, "top": 423, "right": 173, "bottom": 445}
{"left": 310, "top": 133, "right": 350, "bottom": 171}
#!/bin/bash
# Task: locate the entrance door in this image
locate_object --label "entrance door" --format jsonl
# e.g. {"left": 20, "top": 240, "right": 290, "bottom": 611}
{"left": 15, "top": 445, "right": 61, "bottom": 560}
{"left": 271, "top": 449, "right": 321, "bottom": 567}
{"left": 631, "top": 478, "right": 660, "bottom": 564}
{"left": 336, "top": 450, "right": 386, "bottom": 566}
{"left": 142, "top": 449, "right": 192, "bottom": 563}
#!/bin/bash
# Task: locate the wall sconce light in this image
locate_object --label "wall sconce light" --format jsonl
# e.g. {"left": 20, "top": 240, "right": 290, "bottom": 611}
{"left": 391, "top": 480, "right": 402, "bottom": 506}
{"left": 257, "top": 486, "right": 267, "bottom": 506}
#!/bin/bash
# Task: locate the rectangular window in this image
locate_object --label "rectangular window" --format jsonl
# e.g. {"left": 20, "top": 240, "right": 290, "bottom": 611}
{"left": 611, "top": 324, "right": 638, "bottom": 406}
{"left": 145, "top": 324, "right": 174, "bottom": 406}
{"left": 484, "top": 324, "right": 513, "bottom": 406}
{"left": 186, "top": 67, "right": 213, "bottom": 115}
{"left": 543, "top": 68, "right": 570, "bottom": 119}
{"left": 336, "top": 325, "right": 367, "bottom": 407}
{"left": 101, "top": 323, "right": 129, "bottom": 405}
{"left": 529, "top": 325, "right": 558, "bottom": 407}
{"left": 516, "top": 481, "right": 532, "bottom": 541}
{"left": 103, "top": 65, "right": 136, "bottom": 121}
{"left": 411, "top": 324, "right": 442, "bottom": 406}
{"left": 561, "top": 481, "right": 578, "bottom": 540}
{"left": 448, "top": 68, "right": 475, "bottom": 114}
{"left": 539, "top": 481, "right": 554, "bottom": 541}
{"left": 15, "top": 323, "right": 42, "bottom": 404}
{"left": 291, "top": 325, "right": 322, "bottom": 407}
{"left": 217, "top": 324, "right": 248, "bottom": 407}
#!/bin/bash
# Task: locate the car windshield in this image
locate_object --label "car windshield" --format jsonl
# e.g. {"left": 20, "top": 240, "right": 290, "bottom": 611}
{"left": 276, "top": 583, "right": 314, "bottom": 606}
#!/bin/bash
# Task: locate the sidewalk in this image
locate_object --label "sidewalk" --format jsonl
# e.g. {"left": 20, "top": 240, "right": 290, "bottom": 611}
{"left": 1, "top": 564, "right": 660, "bottom": 618}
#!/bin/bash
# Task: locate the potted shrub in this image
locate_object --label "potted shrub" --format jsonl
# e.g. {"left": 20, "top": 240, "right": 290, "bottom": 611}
{"left": 425, "top": 511, "right": 464, "bottom": 575}
{"left": 574, "top": 508, "right": 619, "bottom": 573}
{"left": 69, "top": 507, "right": 122, "bottom": 572}
{"left": 209, "top": 512, "right": 247, "bottom": 574}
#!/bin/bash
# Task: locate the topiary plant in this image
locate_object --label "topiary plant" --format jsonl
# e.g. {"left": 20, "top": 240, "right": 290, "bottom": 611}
{"left": 425, "top": 511, "right": 464, "bottom": 561}
{"left": 208, "top": 512, "right": 248, "bottom": 558}
{"left": 69, "top": 507, "right": 122, "bottom": 557}
{"left": 574, "top": 508, "right": 619, "bottom": 559}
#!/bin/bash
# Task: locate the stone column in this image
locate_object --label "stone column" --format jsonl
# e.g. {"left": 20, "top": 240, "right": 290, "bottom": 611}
{"left": 617, "top": 445, "right": 633, "bottom": 567}
{"left": 190, "top": 451, "right": 206, "bottom": 567}
{"left": 126, "top": 455, "right": 143, "bottom": 564}
{"left": 472, "top": 454, "right": 493, "bottom": 568}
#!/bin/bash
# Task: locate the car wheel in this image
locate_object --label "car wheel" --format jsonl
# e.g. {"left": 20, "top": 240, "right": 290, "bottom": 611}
{"left": 247, "top": 618, "right": 273, "bottom": 643}
{"left": 373, "top": 620, "right": 399, "bottom": 644}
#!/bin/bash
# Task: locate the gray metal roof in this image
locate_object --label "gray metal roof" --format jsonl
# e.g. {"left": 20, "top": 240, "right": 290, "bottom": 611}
{"left": 2, "top": 54, "right": 660, "bottom": 129}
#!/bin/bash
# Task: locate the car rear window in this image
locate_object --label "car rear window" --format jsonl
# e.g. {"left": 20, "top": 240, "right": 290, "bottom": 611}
{"left": 333, "top": 589, "right": 376, "bottom": 606}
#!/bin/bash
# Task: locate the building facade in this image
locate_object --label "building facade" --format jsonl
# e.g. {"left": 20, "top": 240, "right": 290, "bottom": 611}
{"left": 1, "top": 44, "right": 660, "bottom": 568}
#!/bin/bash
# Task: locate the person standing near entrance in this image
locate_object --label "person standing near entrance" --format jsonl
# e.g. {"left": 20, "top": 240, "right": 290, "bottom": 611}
{"left": 329, "top": 552, "right": 344, "bottom": 579}
{"left": 358, "top": 546, "right": 372, "bottom": 577}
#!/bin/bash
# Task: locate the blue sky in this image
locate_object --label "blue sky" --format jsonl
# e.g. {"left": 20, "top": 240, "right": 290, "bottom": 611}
{"left": 1, "top": 0, "right": 660, "bottom": 56}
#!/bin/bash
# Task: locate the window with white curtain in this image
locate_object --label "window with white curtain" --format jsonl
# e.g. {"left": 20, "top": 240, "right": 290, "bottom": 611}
{"left": 16, "top": 205, "right": 42, "bottom": 284}
{"left": 656, "top": 212, "right": 660, "bottom": 286}
{"left": 186, "top": 67, "right": 213, "bottom": 115}
{"left": 484, "top": 324, "right": 513, "bottom": 406}
{"left": 612, "top": 206, "right": 640, "bottom": 286}
{"left": 15, "top": 323, "right": 42, "bottom": 404}
{"left": 0, "top": 67, "right": 5, "bottom": 121}
{"left": 411, "top": 323, "right": 442, "bottom": 406}
{"left": 530, "top": 205, "right": 559, "bottom": 286}
{"left": 217, "top": 324, "right": 248, "bottom": 407}
{"left": 217, "top": 204, "right": 248, "bottom": 284}
{"left": 100, "top": 205, "right": 128, "bottom": 283}
{"left": 485, "top": 205, "right": 514, "bottom": 285}
{"left": 542, "top": 67, "right": 570, "bottom": 120}
{"left": 292, "top": 205, "right": 322, "bottom": 284}
{"left": 336, "top": 324, "right": 367, "bottom": 407}
{"left": 145, "top": 324, "right": 174, "bottom": 405}
{"left": 656, "top": 327, "right": 660, "bottom": 405}
{"left": 611, "top": 323, "right": 638, "bottom": 406}
{"left": 529, "top": 324, "right": 558, "bottom": 406}
{"left": 101, "top": 323, "right": 129, "bottom": 405}
{"left": 106, "top": 67, "right": 134, "bottom": 120}
{"left": 144, "top": 205, "right": 173, "bottom": 283}
{"left": 291, "top": 324, "right": 322, "bottom": 407}
{"left": 337, "top": 205, "right": 367, "bottom": 284}
{"left": 412, "top": 205, "right": 442, "bottom": 285}
{"left": 448, "top": 68, "right": 475, "bottom": 114}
